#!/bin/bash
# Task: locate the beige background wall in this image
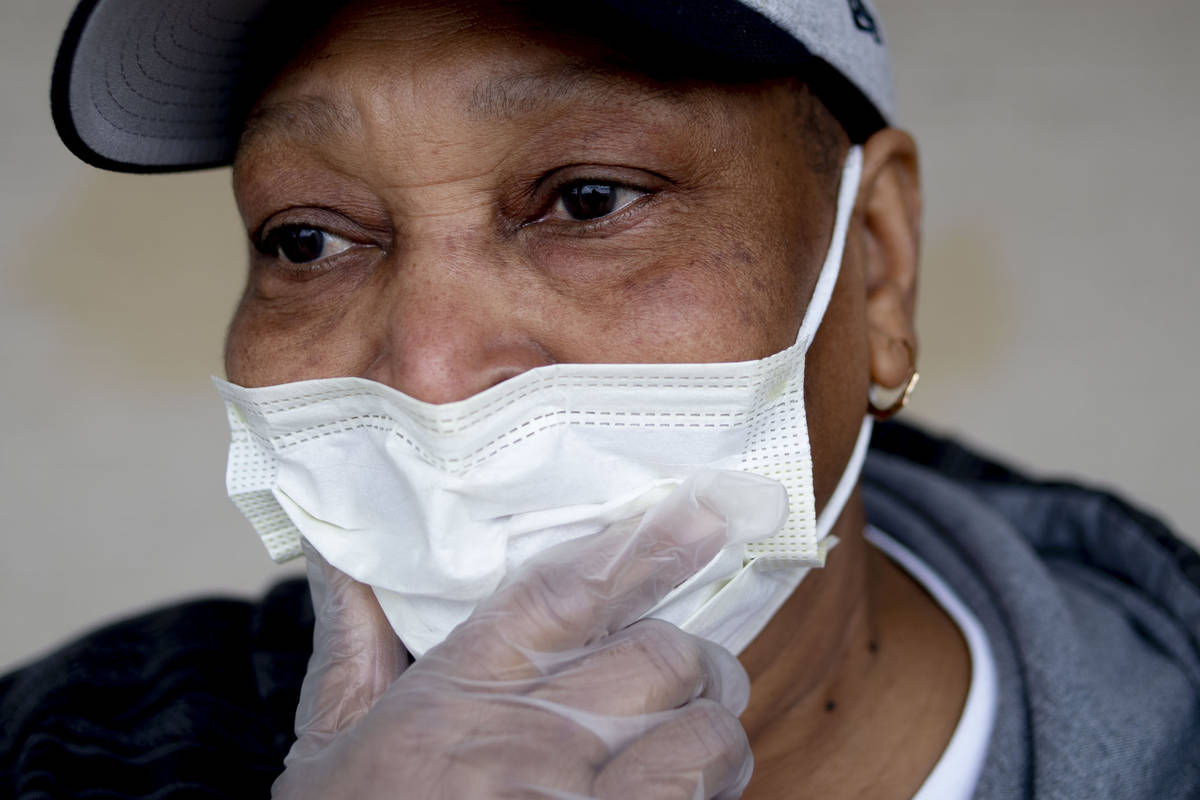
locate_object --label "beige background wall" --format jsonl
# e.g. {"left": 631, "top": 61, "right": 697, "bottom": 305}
{"left": 2, "top": 0, "right": 1197, "bottom": 672}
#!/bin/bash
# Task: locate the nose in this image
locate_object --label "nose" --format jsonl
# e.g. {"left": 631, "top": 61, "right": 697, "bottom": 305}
{"left": 362, "top": 245, "right": 552, "bottom": 405}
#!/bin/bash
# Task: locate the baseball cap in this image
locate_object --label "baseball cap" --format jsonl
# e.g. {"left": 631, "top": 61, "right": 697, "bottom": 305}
{"left": 51, "top": 0, "right": 895, "bottom": 173}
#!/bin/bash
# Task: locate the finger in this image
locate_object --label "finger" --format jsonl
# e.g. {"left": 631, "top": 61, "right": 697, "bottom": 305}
{"left": 592, "top": 699, "right": 753, "bottom": 800}
{"left": 292, "top": 540, "right": 409, "bottom": 753}
{"left": 416, "top": 693, "right": 611, "bottom": 793}
{"left": 435, "top": 470, "right": 787, "bottom": 675}
{"left": 527, "top": 620, "right": 750, "bottom": 717}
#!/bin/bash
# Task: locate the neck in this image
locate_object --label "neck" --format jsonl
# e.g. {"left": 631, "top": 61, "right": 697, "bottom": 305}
{"left": 737, "top": 490, "right": 971, "bottom": 798}
{"left": 739, "top": 493, "right": 875, "bottom": 735}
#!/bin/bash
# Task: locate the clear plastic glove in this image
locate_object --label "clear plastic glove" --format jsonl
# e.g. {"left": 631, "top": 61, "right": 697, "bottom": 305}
{"left": 274, "top": 470, "right": 787, "bottom": 799}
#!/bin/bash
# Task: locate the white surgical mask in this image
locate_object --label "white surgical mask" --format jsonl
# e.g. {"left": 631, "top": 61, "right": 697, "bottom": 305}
{"left": 218, "top": 147, "right": 871, "bottom": 658}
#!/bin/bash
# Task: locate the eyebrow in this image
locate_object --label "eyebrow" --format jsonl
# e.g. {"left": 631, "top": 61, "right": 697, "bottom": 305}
{"left": 464, "top": 64, "right": 672, "bottom": 119}
{"left": 238, "top": 96, "right": 363, "bottom": 155}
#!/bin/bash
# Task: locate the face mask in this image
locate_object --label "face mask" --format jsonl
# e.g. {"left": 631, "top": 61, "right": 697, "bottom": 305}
{"left": 218, "top": 146, "right": 870, "bottom": 658}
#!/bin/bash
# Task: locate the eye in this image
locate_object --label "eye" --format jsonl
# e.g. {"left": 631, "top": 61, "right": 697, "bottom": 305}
{"left": 551, "top": 181, "right": 645, "bottom": 222}
{"left": 258, "top": 225, "right": 355, "bottom": 265}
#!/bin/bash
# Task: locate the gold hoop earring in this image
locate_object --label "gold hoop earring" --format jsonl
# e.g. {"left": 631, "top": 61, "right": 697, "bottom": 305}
{"left": 868, "top": 341, "right": 919, "bottom": 420}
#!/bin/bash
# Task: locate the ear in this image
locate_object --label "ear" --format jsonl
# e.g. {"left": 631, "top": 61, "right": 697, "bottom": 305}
{"left": 855, "top": 129, "right": 922, "bottom": 398}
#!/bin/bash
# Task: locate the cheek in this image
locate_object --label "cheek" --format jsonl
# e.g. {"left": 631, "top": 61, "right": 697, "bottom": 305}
{"left": 543, "top": 225, "right": 805, "bottom": 365}
{"left": 223, "top": 290, "right": 270, "bottom": 385}
{"left": 223, "top": 275, "right": 386, "bottom": 386}
{"left": 223, "top": 300, "right": 313, "bottom": 387}
{"left": 685, "top": 221, "right": 809, "bottom": 361}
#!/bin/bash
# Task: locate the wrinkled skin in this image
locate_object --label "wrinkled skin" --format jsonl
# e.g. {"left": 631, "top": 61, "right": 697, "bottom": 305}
{"left": 228, "top": 1, "right": 967, "bottom": 797}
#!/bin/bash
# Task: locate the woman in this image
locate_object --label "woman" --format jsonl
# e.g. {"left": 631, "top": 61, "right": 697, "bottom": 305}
{"left": 4, "top": 0, "right": 1198, "bottom": 797}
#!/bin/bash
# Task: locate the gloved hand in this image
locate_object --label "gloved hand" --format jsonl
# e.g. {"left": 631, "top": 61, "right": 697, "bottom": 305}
{"left": 274, "top": 470, "right": 787, "bottom": 799}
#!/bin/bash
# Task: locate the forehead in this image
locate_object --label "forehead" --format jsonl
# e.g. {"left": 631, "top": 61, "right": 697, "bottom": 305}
{"left": 241, "top": 64, "right": 693, "bottom": 156}
{"left": 237, "top": 0, "right": 776, "bottom": 158}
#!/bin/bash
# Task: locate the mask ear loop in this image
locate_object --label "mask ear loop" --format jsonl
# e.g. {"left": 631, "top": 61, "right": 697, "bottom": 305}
{"left": 793, "top": 146, "right": 864, "bottom": 350}
{"left": 815, "top": 416, "right": 873, "bottom": 542}
{"left": 799, "top": 146, "right": 869, "bottom": 547}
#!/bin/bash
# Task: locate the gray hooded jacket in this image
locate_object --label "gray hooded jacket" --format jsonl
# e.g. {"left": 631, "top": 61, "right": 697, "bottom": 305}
{"left": 865, "top": 424, "right": 1200, "bottom": 799}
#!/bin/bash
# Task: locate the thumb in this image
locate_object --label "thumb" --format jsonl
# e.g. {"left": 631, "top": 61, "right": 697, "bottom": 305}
{"left": 290, "top": 539, "right": 409, "bottom": 758}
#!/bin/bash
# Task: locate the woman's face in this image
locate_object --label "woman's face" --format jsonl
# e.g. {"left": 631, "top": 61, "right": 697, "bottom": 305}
{"left": 226, "top": 0, "right": 918, "bottom": 512}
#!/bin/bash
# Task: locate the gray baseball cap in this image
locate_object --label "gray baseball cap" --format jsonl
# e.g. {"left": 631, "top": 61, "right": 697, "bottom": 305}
{"left": 51, "top": 0, "right": 895, "bottom": 173}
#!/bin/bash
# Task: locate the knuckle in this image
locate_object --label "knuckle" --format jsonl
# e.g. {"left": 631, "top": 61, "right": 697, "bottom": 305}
{"left": 695, "top": 639, "right": 751, "bottom": 713}
{"left": 411, "top": 622, "right": 506, "bottom": 681}
{"left": 500, "top": 564, "right": 592, "bottom": 641}
{"left": 681, "top": 700, "right": 750, "bottom": 764}
{"left": 623, "top": 620, "right": 704, "bottom": 690}
{"left": 475, "top": 701, "right": 610, "bottom": 790}
{"left": 596, "top": 773, "right": 700, "bottom": 800}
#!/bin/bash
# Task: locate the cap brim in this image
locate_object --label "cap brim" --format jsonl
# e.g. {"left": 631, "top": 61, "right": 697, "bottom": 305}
{"left": 52, "top": 0, "right": 284, "bottom": 173}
